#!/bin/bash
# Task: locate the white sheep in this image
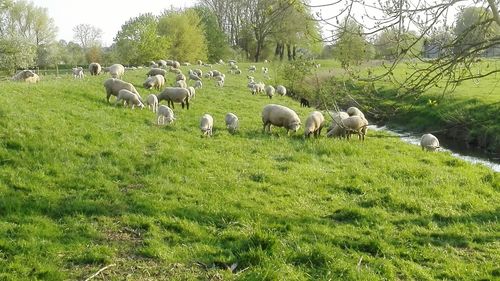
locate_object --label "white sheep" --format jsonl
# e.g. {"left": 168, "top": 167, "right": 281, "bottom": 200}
{"left": 265, "top": 85, "right": 275, "bottom": 99}
{"left": 420, "top": 133, "right": 440, "bottom": 151}
{"left": 326, "top": 111, "right": 349, "bottom": 132}
{"left": 175, "top": 79, "right": 187, "bottom": 88}
{"left": 262, "top": 104, "right": 301, "bottom": 135}
{"left": 157, "top": 60, "right": 167, "bottom": 68}
{"left": 108, "top": 64, "right": 125, "bottom": 79}
{"left": 89, "top": 62, "right": 102, "bottom": 76}
{"left": 200, "top": 114, "right": 214, "bottom": 137}
{"left": 276, "top": 85, "right": 287, "bottom": 96}
{"left": 103, "top": 78, "right": 141, "bottom": 103}
{"left": 147, "top": 68, "right": 167, "bottom": 77}
{"left": 248, "top": 65, "right": 256, "bottom": 72}
{"left": 211, "top": 70, "right": 222, "bottom": 77}
{"left": 346, "top": 106, "right": 365, "bottom": 120}
{"left": 73, "top": 67, "right": 84, "bottom": 79}
{"left": 194, "top": 80, "right": 203, "bottom": 89}
{"left": 203, "top": 71, "right": 213, "bottom": 78}
{"left": 11, "top": 70, "right": 35, "bottom": 81}
{"left": 156, "top": 87, "right": 190, "bottom": 109}
{"left": 225, "top": 113, "right": 239, "bottom": 134}
{"left": 25, "top": 73, "right": 40, "bottom": 83}
{"left": 340, "top": 116, "right": 369, "bottom": 141}
{"left": 176, "top": 73, "right": 186, "bottom": 81}
{"left": 157, "top": 105, "right": 175, "bottom": 125}
{"left": 188, "top": 72, "right": 201, "bottom": 81}
{"left": 143, "top": 74, "right": 165, "bottom": 90}
{"left": 304, "top": 111, "right": 325, "bottom": 138}
{"left": 187, "top": 86, "right": 196, "bottom": 100}
{"left": 146, "top": 94, "right": 159, "bottom": 112}
{"left": 197, "top": 60, "right": 203, "bottom": 65}
{"left": 115, "top": 89, "right": 144, "bottom": 109}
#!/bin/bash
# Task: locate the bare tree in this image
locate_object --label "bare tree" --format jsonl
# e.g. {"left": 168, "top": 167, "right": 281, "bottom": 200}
{"left": 73, "top": 23, "right": 102, "bottom": 50}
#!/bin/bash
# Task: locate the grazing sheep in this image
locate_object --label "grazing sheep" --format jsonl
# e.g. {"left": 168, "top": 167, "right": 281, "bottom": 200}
{"left": 326, "top": 111, "right": 349, "bottom": 132}
{"left": 146, "top": 68, "right": 167, "bottom": 78}
{"left": 146, "top": 94, "right": 159, "bottom": 112}
{"left": 103, "top": 78, "right": 141, "bottom": 103}
{"left": 143, "top": 74, "right": 165, "bottom": 90}
{"left": 234, "top": 69, "right": 242, "bottom": 75}
{"left": 251, "top": 82, "right": 265, "bottom": 95}
{"left": 346, "top": 106, "right": 365, "bottom": 119}
{"left": 150, "top": 63, "right": 159, "bottom": 69}
{"left": 25, "top": 73, "right": 40, "bottom": 83}
{"left": 276, "top": 85, "right": 287, "bottom": 96}
{"left": 193, "top": 69, "right": 203, "bottom": 77}
{"left": 188, "top": 72, "right": 201, "bottom": 81}
{"left": 300, "top": 98, "right": 310, "bottom": 107}
{"left": 248, "top": 65, "right": 256, "bottom": 72}
{"left": 11, "top": 70, "right": 35, "bottom": 81}
{"left": 176, "top": 73, "right": 186, "bottom": 81}
{"left": 340, "top": 116, "right": 369, "bottom": 141}
{"left": 194, "top": 80, "right": 203, "bottom": 89}
{"left": 157, "top": 60, "right": 167, "bottom": 68}
{"left": 216, "top": 80, "right": 224, "bottom": 87}
{"left": 108, "top": 64, "right": 125, "bottom": 79}
{"left": 304, "top": 111, "right": 325, "bottom": 138}
{"left": 200, "top": 114, "right": 214, "bottom": 137}
{"left": 168, "top": 67, "right": 182, "bottom": 74}
{"left": 156, "top": 87, "right": 190, "bottom": 109}
{"left": 265, "top": 85, "right": 275, "bottom": 99}
{"left": 157, "top": 105, "right": 175, "bottom": 125}
{"left": 197, "top": 60, "right": 203, "bottom": 65}
{"left": 262, "top": 67, "right": 269, "bottom": 74}
{"left": 72, "top": 67, "right": 84, "bottom": 79}
{"left": 203, "top": 71, "right": 213, "bottom": 78}
{"left": 262, "top": 104, "right": 301, "bottom": 135}
{"left": 211, "top": 70, "right": 222, "bottom": 77}
{"left": 420, "top": 133, "right": 440, "bottom": 151}
{"left": 89, "top": 62, "right": 102, "bottom": 76}
{"left": 175, "top": 80, "right": 187, "bottom": 88}
{"left": 187, "top": 86, "right": 196, "bottom": 100}
{"left": 225, "top": 113, "right": 239, "bottom": 134}
{"left": 326, "top": 124, "right": 346, "bottom": 138}
{"left": 115, "top": 89, "right": 144, "bottom": 109}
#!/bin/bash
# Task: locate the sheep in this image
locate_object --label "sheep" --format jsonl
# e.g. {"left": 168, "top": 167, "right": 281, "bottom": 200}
{"left": 251, "top": 82, "right": 265, "bottom": 95}
{"left": 200, "top": 114, "right": 214, "bottom": 137}
{"left": 337, "top": 116, "right": 369, "bottom": 141}
{"left": 11, "top": 70, "right": 35, "bottom": 81}
{"left": 157, "top": 105, "right": 175, "bottom": 125}
{"left": 194, "top": 80, "right": 203, "bottom": 89}
{"left": 276, "top": 85, "right": 287, "bottom": 96}
{"left": 187, "top": 86, "right": 196, "bottom": 100}
{"left": 225, "top": 113, "right": 239, "bottom": 134}
{"left": 156, "top": 87, "right": 190, "bottom": 109}
{"left": 211, "top": 70, "right": 222, "bottom": 77}
{"left": 25, "top": 73, "right": 40, "bottom": 83}
{"left": 175, "top": 80, "right": 187, "bottom": 88}
{"left": 72, "top": 67, "right": 84, "bottom": 79}
{"left": 218, "top": 59, "right": 225, "bottom": 65}
{"left": 265, "top": 85, "right": 275, "bottom": 99}
{"left": 176, "top": 73, "right": 186, "bottom": 81}
{"left": 169, "top": 67, "right": 182, "bottom": 74}
{"left": 248, "top": 65, "right": 256, "bottom": 72}
{"left": 234, "top": 69, "right": 242, "bottom": 75}
{"left": 300, "top": 98, "right": 310, "bottom": 107}
{"left": 108, "top": 64, "right": 125, "bottom": 79}
{"left": 143, "top": 74, "right": 165, "bottom": 90}
{"left": 89, "top": 62, "right": 102, "bottom": 75}
{"left": 150, "top": 63, "right": 159, "bottom": 69}
{"left": 146, "top": 68, "right": 167, "bottom": 78}
{"left": 193, "top": 69, "right": 202, "bottom": 77}
{"left": 326, "top": 111, "right": 349, "bottom": 132}
{"left": 304, "top": 111, "right": 325, "bottom": 138}
{"left": 103, "top": 78, "right": 141, "bottom": 103}
{"left": 203, "top": 71, "right": 213, "bottom": 78}
{"left": 262, "top": 67, "right": 269, "bottom": 74}
{"left": 262, "top": 104, "right": 301, "bottom": 135}
{"left": 146, "top": 94, "right": 159, "bottom": 112}
{"left": 197, "top": 60, "right": 203, "bottom": 65}
{"left": 346, "top": 106, "right": 365, "bottom": 119}
{"left": 420, "top": 133, "right": 440, "bottom": 151}
{"left": 157, "top": 60, "right": 167, "bottom": 68}
{"left": 203, "top": 63, "right": 212, "bottom": 68}
{"left": 115, "top": 89, "right": 144, "bottom": 109}
{"left": 172, "top": 61, "right": 180, "bottom": 68}
{"left": 216, "top": 80, "right": 224, "bottom": 87}
{"left": 188, "top": 72, "right": 201, "bottom": 81}
{"left": 326, "top": 124, "right": 346, "bottom": 138}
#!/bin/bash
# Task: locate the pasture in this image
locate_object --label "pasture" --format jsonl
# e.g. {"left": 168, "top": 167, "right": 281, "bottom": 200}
{"left": 0, "top": 64, "right": 498, "bottom": 280}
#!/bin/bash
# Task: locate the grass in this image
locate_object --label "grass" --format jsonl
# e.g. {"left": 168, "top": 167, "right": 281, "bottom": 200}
{"left": 0, "top": 63, "right": 499, "bottom": 280}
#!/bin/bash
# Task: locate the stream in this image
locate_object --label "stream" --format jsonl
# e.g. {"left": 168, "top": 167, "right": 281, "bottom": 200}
{"left": 370, "top": 125, "right": 500, "bottom": 173}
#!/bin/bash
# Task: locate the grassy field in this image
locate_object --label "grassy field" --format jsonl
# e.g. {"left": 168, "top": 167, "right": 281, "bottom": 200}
{"left": 0, "top": 64, "right": 499, "bottom": 280}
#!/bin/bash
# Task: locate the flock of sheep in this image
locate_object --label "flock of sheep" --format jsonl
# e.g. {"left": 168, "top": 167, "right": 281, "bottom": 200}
{"left": 10, "top": 60, "right": 440, "bottom": 150}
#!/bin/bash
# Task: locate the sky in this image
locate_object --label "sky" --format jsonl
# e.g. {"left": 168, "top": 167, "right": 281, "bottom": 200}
{"left": 30, "top": 0, "right": 196, "bottom": 46}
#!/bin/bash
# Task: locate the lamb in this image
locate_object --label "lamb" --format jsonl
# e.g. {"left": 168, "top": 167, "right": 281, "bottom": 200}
{"left": 146, "top": 94, "right": 159, "bottom": 112}
{"left": 157, "top": 105, "right": 175, "bottom": 125}
{"left": 108, "top": 64, "right": 125, "bottom": 79}
{"left": 276, "top": 85, "right": 287, "bottom": 96}
{"left": 156, "top": 87, "right": 190, "bottom": 109}
{"left": 261, "top": 104, "right": 301, "bottom": 135}
{"left": 143, "top": 74, "right": 165, "bottom": 90}
{"left": 187, "top": 86, "right": 196, "bottom": 100}
{"left": 89, "top": 62, "right": 102, "bottom": 75}
{"left": 11, "top": 70, "right": 35, "bottom": 81}
{"left": 200, "top": 114, "right": 214, "bottom": 137}
{"left": 251, "top": 82, "right": 265, "bottom": 95}
{"left": 103, "top": 78, "right": 141, "bottom": 103}
{"left": 146, "top": 68, "right": 167, "bottom": 77}
{"left": 72, "top": 67, "right": 84, "bottom": 79}
{"left": 304, "top": 111, "right": 325, "bottom": 138}
{"left": 175, "top": 79, "right": 187, "bottom": 88}
{"left": 265, "top": 85, "right": 275, "bottom": 99}
{"left": 346, "top": 106, "right": 365, "bottom": 119}
{"left": 225, "top": 113, "right": 239, "bottom": 134}
{"left": 194, "top": 80, "right": 203, "bottom": 89}
{"left": 25, "top": 73, "right": 40, "bottom": 83}
{"left": 115, "top": 89, "right": 144, "bottom": 109}
{"left": 300, "top": 98, "right": 310, "bottom": 107}
{"left": 420, "top": 133, "right": 440, "bottom": 151}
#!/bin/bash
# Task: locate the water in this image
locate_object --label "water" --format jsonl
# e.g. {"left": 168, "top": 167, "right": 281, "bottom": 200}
{"left": 370, "top": 125, "right": 500, "bottom": 172}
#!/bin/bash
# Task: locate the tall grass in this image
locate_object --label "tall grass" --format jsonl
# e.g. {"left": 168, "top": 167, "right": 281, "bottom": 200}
{"left": 0, "top": 64, "right": 498, "bottom": 280}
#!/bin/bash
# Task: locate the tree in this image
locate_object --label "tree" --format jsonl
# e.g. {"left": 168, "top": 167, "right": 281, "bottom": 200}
{"left": 373, "top": 29, "right": 423, "bottom": 60}
{"left": 453, "top": 6, "right": 500, "bottom": 55}
{"left": 157, "top": 9, "right": 208, "bottom": 62}
{"left": 193, "top": 6, "right": 231, "bottom": 62}
{"left": 114, "top": 13, "right": 167, "bottom": 65}
{"left": 333, "top": 19, "right": 369, "bottom": 67}
{"left": 73, "top": 24, "right": 102, "bottom": 50}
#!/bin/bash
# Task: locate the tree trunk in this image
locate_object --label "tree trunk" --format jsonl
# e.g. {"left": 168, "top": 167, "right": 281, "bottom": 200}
{"left": 286, "top": 44, "right": 292, "bottom": 60}
{"left": 292, "top": 45, "right": 297, "bottom": 60}
{"left": 275, "top": 42, "right": 281, "bottom": 57}
{"left": 279, "top": 43, "right": 285, "bottom": 61}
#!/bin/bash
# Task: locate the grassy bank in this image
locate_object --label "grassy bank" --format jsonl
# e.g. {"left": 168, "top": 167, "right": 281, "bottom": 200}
{"left": 0, "top": 67, "right": 499, "bottom": 280}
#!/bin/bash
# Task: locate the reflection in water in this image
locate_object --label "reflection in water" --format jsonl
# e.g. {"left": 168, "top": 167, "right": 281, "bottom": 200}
{"left": 370, "top": 125, "right": 500, "bottom": 173}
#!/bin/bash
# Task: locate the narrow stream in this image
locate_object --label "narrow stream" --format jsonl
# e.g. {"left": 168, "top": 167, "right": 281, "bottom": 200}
{"left": 370, "top": 125, "right": 500, "bottom": 173}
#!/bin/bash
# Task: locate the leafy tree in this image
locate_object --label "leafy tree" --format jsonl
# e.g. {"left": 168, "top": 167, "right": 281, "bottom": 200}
{"left": 374, "top": 29, "right": 422, "bottom": 60}
{"left": 453, "top": 6, "right": 500, "bottom": 55}
{"left": 157, "top": 9, "right": 208, "bottom": 62}
{"left": 333, "top": 19, "right": 368, "bottom": 68}
{"left": 193, "top": 6, "right": 230, "bottom": 62}
{"left": 0, "top": 35, "right": 36, "bottom": 73}
{"left": 114, "top": 13, "right": 167, "bottom": 65}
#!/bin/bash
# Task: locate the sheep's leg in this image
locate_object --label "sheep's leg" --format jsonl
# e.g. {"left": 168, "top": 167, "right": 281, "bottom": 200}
{"left": 186, "top": 100, "right": 189, "bottom": 110}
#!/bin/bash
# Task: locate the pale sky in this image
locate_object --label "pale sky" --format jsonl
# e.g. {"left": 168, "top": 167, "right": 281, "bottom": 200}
{"left": 30, "top": 0, "right": 196, "bottom": 46}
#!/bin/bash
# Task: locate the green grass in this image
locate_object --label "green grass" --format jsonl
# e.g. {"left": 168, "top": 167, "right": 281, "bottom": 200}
{"left": 0, "top": 64, "right": 499, "bottom": 280}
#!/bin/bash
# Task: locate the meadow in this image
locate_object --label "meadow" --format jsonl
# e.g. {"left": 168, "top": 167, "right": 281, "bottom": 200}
{"left": 0, "top": 63, "right": 499, "bottom": 280}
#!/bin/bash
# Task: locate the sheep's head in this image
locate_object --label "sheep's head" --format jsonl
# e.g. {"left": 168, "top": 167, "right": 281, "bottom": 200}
{"left": 289, "top": 121, "right": 301, "bottom": 133}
